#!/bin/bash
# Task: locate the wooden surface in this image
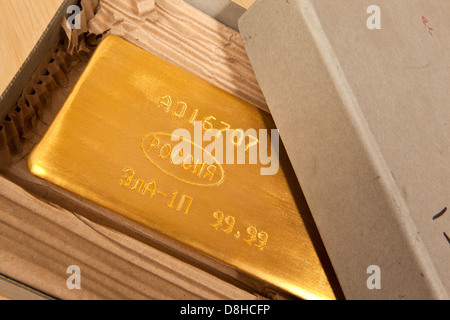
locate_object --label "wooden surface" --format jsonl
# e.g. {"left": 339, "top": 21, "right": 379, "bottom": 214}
{"left": 0, "top": 0, "right": 64, "bottom": 94}
{"left": 0, "top": 0, "right": 255, "bottom": 96}
{"left": 0, "top": 176, "right": 259, "bottom": 300}
{"left": 233, "top": 0, "right": 256, "bottom": 8}
{"left": 0, "top": 0, "right": 262, "bottom": 301}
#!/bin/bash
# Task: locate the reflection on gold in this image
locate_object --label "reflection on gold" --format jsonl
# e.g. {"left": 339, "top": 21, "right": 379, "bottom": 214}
{"left": 28, "top": 36, "right": 339, "bottom": 300}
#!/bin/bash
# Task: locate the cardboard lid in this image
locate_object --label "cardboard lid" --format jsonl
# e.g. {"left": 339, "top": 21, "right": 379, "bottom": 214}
{"left": 238, "top": 0, "right": 450, "bottom": 299}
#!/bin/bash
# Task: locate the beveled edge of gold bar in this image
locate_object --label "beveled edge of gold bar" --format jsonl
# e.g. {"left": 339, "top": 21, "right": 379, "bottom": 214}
{"left": 26, "top": 35, "right": 340, "bottom": 300}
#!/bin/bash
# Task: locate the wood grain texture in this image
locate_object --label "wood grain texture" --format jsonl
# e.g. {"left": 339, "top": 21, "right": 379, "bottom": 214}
{"left": 0, "top": 0, "right": 256, "bottom": 95}
{"left": 0, "top": 0, "right": 272, "bottom": 300}
{"left": 0, "top": 176, "right": 259, "bottom": 300}
{"left": 0, "top": 0, "right": 64, "bottom": 94}
{"left": 232, "top": 0, "right": 256, "bottom": 9}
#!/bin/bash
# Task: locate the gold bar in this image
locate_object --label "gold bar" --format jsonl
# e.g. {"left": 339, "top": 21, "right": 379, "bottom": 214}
{"left": 28, "top": 36, "right": 337, "bottom": 300}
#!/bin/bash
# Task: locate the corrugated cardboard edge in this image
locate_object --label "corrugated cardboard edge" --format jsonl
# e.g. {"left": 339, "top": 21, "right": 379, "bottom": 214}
{"left": 239, "top": 0, "right": 449, "bottom": 299}
{"left": 1, "top": 0, "right": 268, "bottom": 169}
{"left": 0, "top": 0, "right": 78, "bottom": 121}
{"left": 0, "top": 0, "right": 293, "bottom": 300}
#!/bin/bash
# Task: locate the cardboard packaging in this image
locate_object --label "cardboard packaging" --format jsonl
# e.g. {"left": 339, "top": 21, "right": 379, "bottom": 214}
{"left": 0, "top": 0, "right": 269, "bottom": 300}
{"left": 0, "top": 0, "right": 341, "bottom": 300}
{"left": 185, "top": 0, "right": 245, "bottom": 31}
{"left": 239, "top": 0, "right": 450, "bottom": 299}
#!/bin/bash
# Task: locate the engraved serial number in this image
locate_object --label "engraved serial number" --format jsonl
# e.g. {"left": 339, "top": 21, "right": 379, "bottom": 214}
{"left": 209, "top": 211, "right": 269, "bottom": 250}
{"left": 157, "top": 95, "right": 259, "bottom": 151}
{"left": 120, "top": 168, "right": 193, "bottom": 214}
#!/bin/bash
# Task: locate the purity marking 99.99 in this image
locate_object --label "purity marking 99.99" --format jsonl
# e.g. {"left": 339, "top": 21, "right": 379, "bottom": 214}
{"left": 27, "top": 36, "right": 337, "bottom": 300}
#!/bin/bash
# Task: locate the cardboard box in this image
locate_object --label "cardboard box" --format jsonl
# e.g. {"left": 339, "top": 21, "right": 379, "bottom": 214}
{"left": 240, "top": 0, "right": 450, "bottom": 299}
{"left": 185, "top": 0, "right": 246, "bottom": 31}
{"left": 0, "top": 0, "right": 280, "bottom": 300}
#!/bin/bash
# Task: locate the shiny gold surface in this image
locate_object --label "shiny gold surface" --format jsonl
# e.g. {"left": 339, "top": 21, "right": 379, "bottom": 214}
{"left": 28, "top": 36, "right": 337, "bottom": 300}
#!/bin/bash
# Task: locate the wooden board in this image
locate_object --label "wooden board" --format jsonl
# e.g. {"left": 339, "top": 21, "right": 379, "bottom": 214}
{"left": 0, "top": 0, "right": 64, "bottom": 94}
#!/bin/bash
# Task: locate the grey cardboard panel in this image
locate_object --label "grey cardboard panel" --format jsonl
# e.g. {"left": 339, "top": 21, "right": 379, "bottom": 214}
{"left": 184, "top": 0, "right": 245, "bottom": 31}
{"left": 240, "top": 0, "right": 449, "bottom": 299}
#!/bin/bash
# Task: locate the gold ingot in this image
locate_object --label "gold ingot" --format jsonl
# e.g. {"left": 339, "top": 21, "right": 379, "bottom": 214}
{"left": 28, "top": 36, "right": 339, "bottom": 300}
